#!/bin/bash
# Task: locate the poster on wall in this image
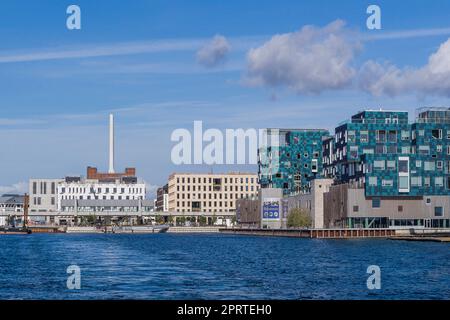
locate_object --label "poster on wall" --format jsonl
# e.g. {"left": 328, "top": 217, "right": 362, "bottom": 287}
{"left": 262, "top": 198, "right": 280, "bottom": 220}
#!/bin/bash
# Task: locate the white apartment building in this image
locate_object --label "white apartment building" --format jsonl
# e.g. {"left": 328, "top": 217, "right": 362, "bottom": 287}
{"left": 168, "top": 172, "right": 259, "bottom": 213}
{"left": 29, "top": 179, "right": 64, "bottom": 212}
{"left": 57, "top": 179, "right": 146, "bottom": 211}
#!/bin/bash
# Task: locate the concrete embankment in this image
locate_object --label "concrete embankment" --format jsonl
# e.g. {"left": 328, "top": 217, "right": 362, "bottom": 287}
{"left": 219, "top": 228, "right": 395, "bottom": 239}
{"left": 167, "top": 226, "right": 221, "bottom": 233}
{"left": 389, "top": 236, "right": 450, "bottom": 243}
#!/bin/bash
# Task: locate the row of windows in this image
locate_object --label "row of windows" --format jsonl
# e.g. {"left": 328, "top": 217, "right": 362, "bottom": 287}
{"left": 177, "top": 192, "right": 256, "bottom": 200}
{"left": 60, "top": 187, "right": 144, "bottom": 194}
{"left": 32, "top": 182, "right": 57, "bottom": 195}
{"left": 176, "top": 185, "right": 257, "bottom": 192}
{"left": 176, "top": 201, "right": 235, "bottom": 208}
{"left": 339, "top": 129, "right": 450, "bottom": 144}
{"left": 367, "top": 176, "right": 449, "bottom": 188}
{"left": 175, "top": 208, "right": 235, "bottom": 213}
{"left": 367, "top": 199, "right": 445, "bottom": 217}
{"left": 175, "top": 177, "right": 256, "bottom": 184}
{"left": 331, "top": 144, "right": 448, "bottom": 163}
{"left": 60, "top": 195, "right": 143, "bottom": 200}
{"left": 32, "top": 197, "right": 55, "bottom": 206}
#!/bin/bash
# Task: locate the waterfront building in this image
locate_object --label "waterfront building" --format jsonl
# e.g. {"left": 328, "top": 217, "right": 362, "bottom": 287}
{"left": 57, "top": 114, "right": 146, "bottom": 213}
{"left": 322, "top": 108, "right": 450, "bottom": 228}
{"left": 248, "top": 107, "right": 450, "bottom": 230}
{"left": 29, "top": 178, "right": 63, "bottom": 212}
{"left": 167, "top": 172, "right": 259, "bottom": 213}
{"left": 57, "top": 169, "right": 146, "bottom": 212}
{"left": 258, "top": 128, "right": 330, "bottom": 196}
{"left": 237, "top": 179, "right": 333, "bottom": 229}
{"left": 156, "top": 184, "right": 169, "bottom": 212}
{"left": 0, "top": 194, "right": 24, "bottom": 226}
{"left": 26, "top": 114, "right": 149, "bottom": 224}
{"left": 236, "top": 197, "right": 260, "bottom": 228}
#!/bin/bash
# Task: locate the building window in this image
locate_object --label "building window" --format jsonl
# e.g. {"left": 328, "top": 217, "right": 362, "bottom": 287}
{"left": 401, "top": 146, "right": 409, "bottom": 154}
{"left": 401, "top": 130, "right": 410, "bottom": 141}
{"left": 368, "top": 176, "right": 378, "bottom": 186}
{"left": 311, "top": 159, "right": 318, "bottom": 173}
{"left": 382, "top": 180, "right": 394, "bottom": 187}
{"left": 418, "top": 145, "right": 430, "bottom": 155}
{"left": 374, "top": 160, "right": 385, "bottom": 170}
{"left": 388, "top": 130, "right": 397, "bottom": 143}
{"left": 353, "top": 205, "right": 359, "bottom": 212}
{"left": 425, "top": 198, "right": 431, "bottom": 205}
{"left": 435, "top": 177, "right": 444, "bottom": 187}
{"left": 372, "top": 198, "right": 381, "bottom": 208}
{"left": 398, "top": 205, "right": 403, "bottom": 212}
{"left": 360, "top": 131, "right": 369, "bottom": 143}
{"left": 399, "top": 176, "right": 409, "bottom": 191}
{"left": 424, "top": 161, "right": 435, "bottom": 171}
{"left": 399, "top": 159, "right": 409, "bottom": 173}
{"left": 411, "top": 176, "right": 422, "bottom": 187}
{"left": 434, "top": 207, "right": 444, "bottom": 217}
{"left": 432, "top": 129, "right": 442, "bottom": 139}
{"left": 387, "top": 160, "right": 396, "bottom": 170}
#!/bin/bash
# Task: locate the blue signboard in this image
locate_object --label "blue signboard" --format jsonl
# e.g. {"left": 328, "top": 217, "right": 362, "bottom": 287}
{"left": 262, "top": 199, "right": 280, "bottom": 220}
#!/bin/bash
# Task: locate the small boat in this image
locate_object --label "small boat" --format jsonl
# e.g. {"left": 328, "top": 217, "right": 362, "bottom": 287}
{"left": 112, "top": 225, "right": 169, "bottom": 234}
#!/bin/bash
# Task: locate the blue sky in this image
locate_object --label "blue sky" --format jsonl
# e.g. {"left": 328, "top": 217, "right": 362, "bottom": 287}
{"left": 1, "top": 0, "right": 450, "bottom": 197}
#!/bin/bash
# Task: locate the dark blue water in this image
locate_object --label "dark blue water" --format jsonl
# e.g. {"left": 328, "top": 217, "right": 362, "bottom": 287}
{"left": 0, "top": 233, "right": 449, "bottom": 300}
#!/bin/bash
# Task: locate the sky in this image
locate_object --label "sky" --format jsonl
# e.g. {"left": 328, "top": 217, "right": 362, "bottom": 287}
{"left": 1, "top": 0, "right": 450, "bottom": 198}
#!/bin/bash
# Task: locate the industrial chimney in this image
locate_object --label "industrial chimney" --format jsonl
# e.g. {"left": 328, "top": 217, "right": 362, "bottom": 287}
{"left": 108, "top": 113, "right": 115, "bottom": 174}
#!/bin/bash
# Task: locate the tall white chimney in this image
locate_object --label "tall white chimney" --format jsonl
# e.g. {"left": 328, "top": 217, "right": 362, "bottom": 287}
{"left": 108, "top": 113, "right": 115, "bottom": 174}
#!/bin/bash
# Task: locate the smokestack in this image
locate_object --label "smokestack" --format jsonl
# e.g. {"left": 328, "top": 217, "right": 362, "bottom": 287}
{"left": 108, "top": 113, "right": 115, "bottom": 174}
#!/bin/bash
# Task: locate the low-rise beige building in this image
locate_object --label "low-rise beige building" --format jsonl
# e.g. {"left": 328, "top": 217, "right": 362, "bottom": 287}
{"left": 167, "top": 172, "right": 259, "bottom": 213}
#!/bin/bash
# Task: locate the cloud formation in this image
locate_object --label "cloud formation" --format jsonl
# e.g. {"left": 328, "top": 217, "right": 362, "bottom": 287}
{"left": 0, "top": 182, "right": 28, "bottom": 195}
{"left": 196, "top": 35, "right": 231, "bottom": 68}
{"left": 243, "top": 20, "right": 359, "bottom": 94}
{"left": 359, "top": 38, "right": 450, "bottom": 97}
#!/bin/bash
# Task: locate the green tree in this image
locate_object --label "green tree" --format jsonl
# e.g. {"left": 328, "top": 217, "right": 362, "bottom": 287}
{"left": 287, "top": 208, "right": 311, "bottom": 228}
{"left": 155, "top": 215, "right": 165, "bottom": 224}
{"left": 198, "top": 216, "right": 207, "bottom": 226}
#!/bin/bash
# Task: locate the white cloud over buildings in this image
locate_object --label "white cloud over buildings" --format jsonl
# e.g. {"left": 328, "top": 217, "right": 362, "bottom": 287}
{"left": 359, "top": 38, "right": 450, "bottom": 97}
{"left": 243, "top": 19, "right": 450, "bottom": 98}
{"left": 243, "top": 20, "right": 360, "bottom": 94}
{"left": 196, "top": 35, "right": 231, "bottom": 68}
{"left": 0, "top": 182, "right": 28, "bottom": 195}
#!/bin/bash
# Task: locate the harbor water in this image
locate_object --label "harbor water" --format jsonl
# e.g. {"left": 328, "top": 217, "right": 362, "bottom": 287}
{"left": 0, "top": 233, "right": 449, "bottom": 300}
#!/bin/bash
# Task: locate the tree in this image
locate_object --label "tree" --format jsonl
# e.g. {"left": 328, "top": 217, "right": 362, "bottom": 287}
{"left": 287, "top": 208, "right": 311, "bottom": 228}
{"left": 198, "top": 216, "right": 207, "bottom": 226}
{"left": 155, "top": 215, "right": 165, "bottom": 224}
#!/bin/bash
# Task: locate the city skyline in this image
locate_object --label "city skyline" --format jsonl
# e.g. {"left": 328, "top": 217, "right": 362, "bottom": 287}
{"left": 2, "top": 0, "right": 450, "bottom": 197}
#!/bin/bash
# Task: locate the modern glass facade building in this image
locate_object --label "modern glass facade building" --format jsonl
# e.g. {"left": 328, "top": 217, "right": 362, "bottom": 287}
{"left": 323, "top": 108, "right": 450, "bottom": 198}
{"left": 255, "top": 108, "right": 450, "bottom": 229}
{"left": 258, "top": 128, "right": 329, "bottom": 195}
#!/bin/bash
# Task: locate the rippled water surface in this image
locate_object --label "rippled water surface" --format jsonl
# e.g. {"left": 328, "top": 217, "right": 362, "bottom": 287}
{"left": 0, "top": 233, "right": 449, "bottom": 299}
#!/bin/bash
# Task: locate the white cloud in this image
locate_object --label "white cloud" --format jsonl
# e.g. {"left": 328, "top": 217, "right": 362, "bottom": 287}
{"left": 243, "top": 20, "right": 360, "bottom": 94}
{"left": 0, "top": 182, "right": 28, "bottom": 195}
{"left": 196, "top": 35, "right": 231, "bottom": 68}
{"left": 359, "top": 38, "right": 450, "bottom": 97}
{"left": 0, "top": 39, "right": 206, "bottom": 64}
